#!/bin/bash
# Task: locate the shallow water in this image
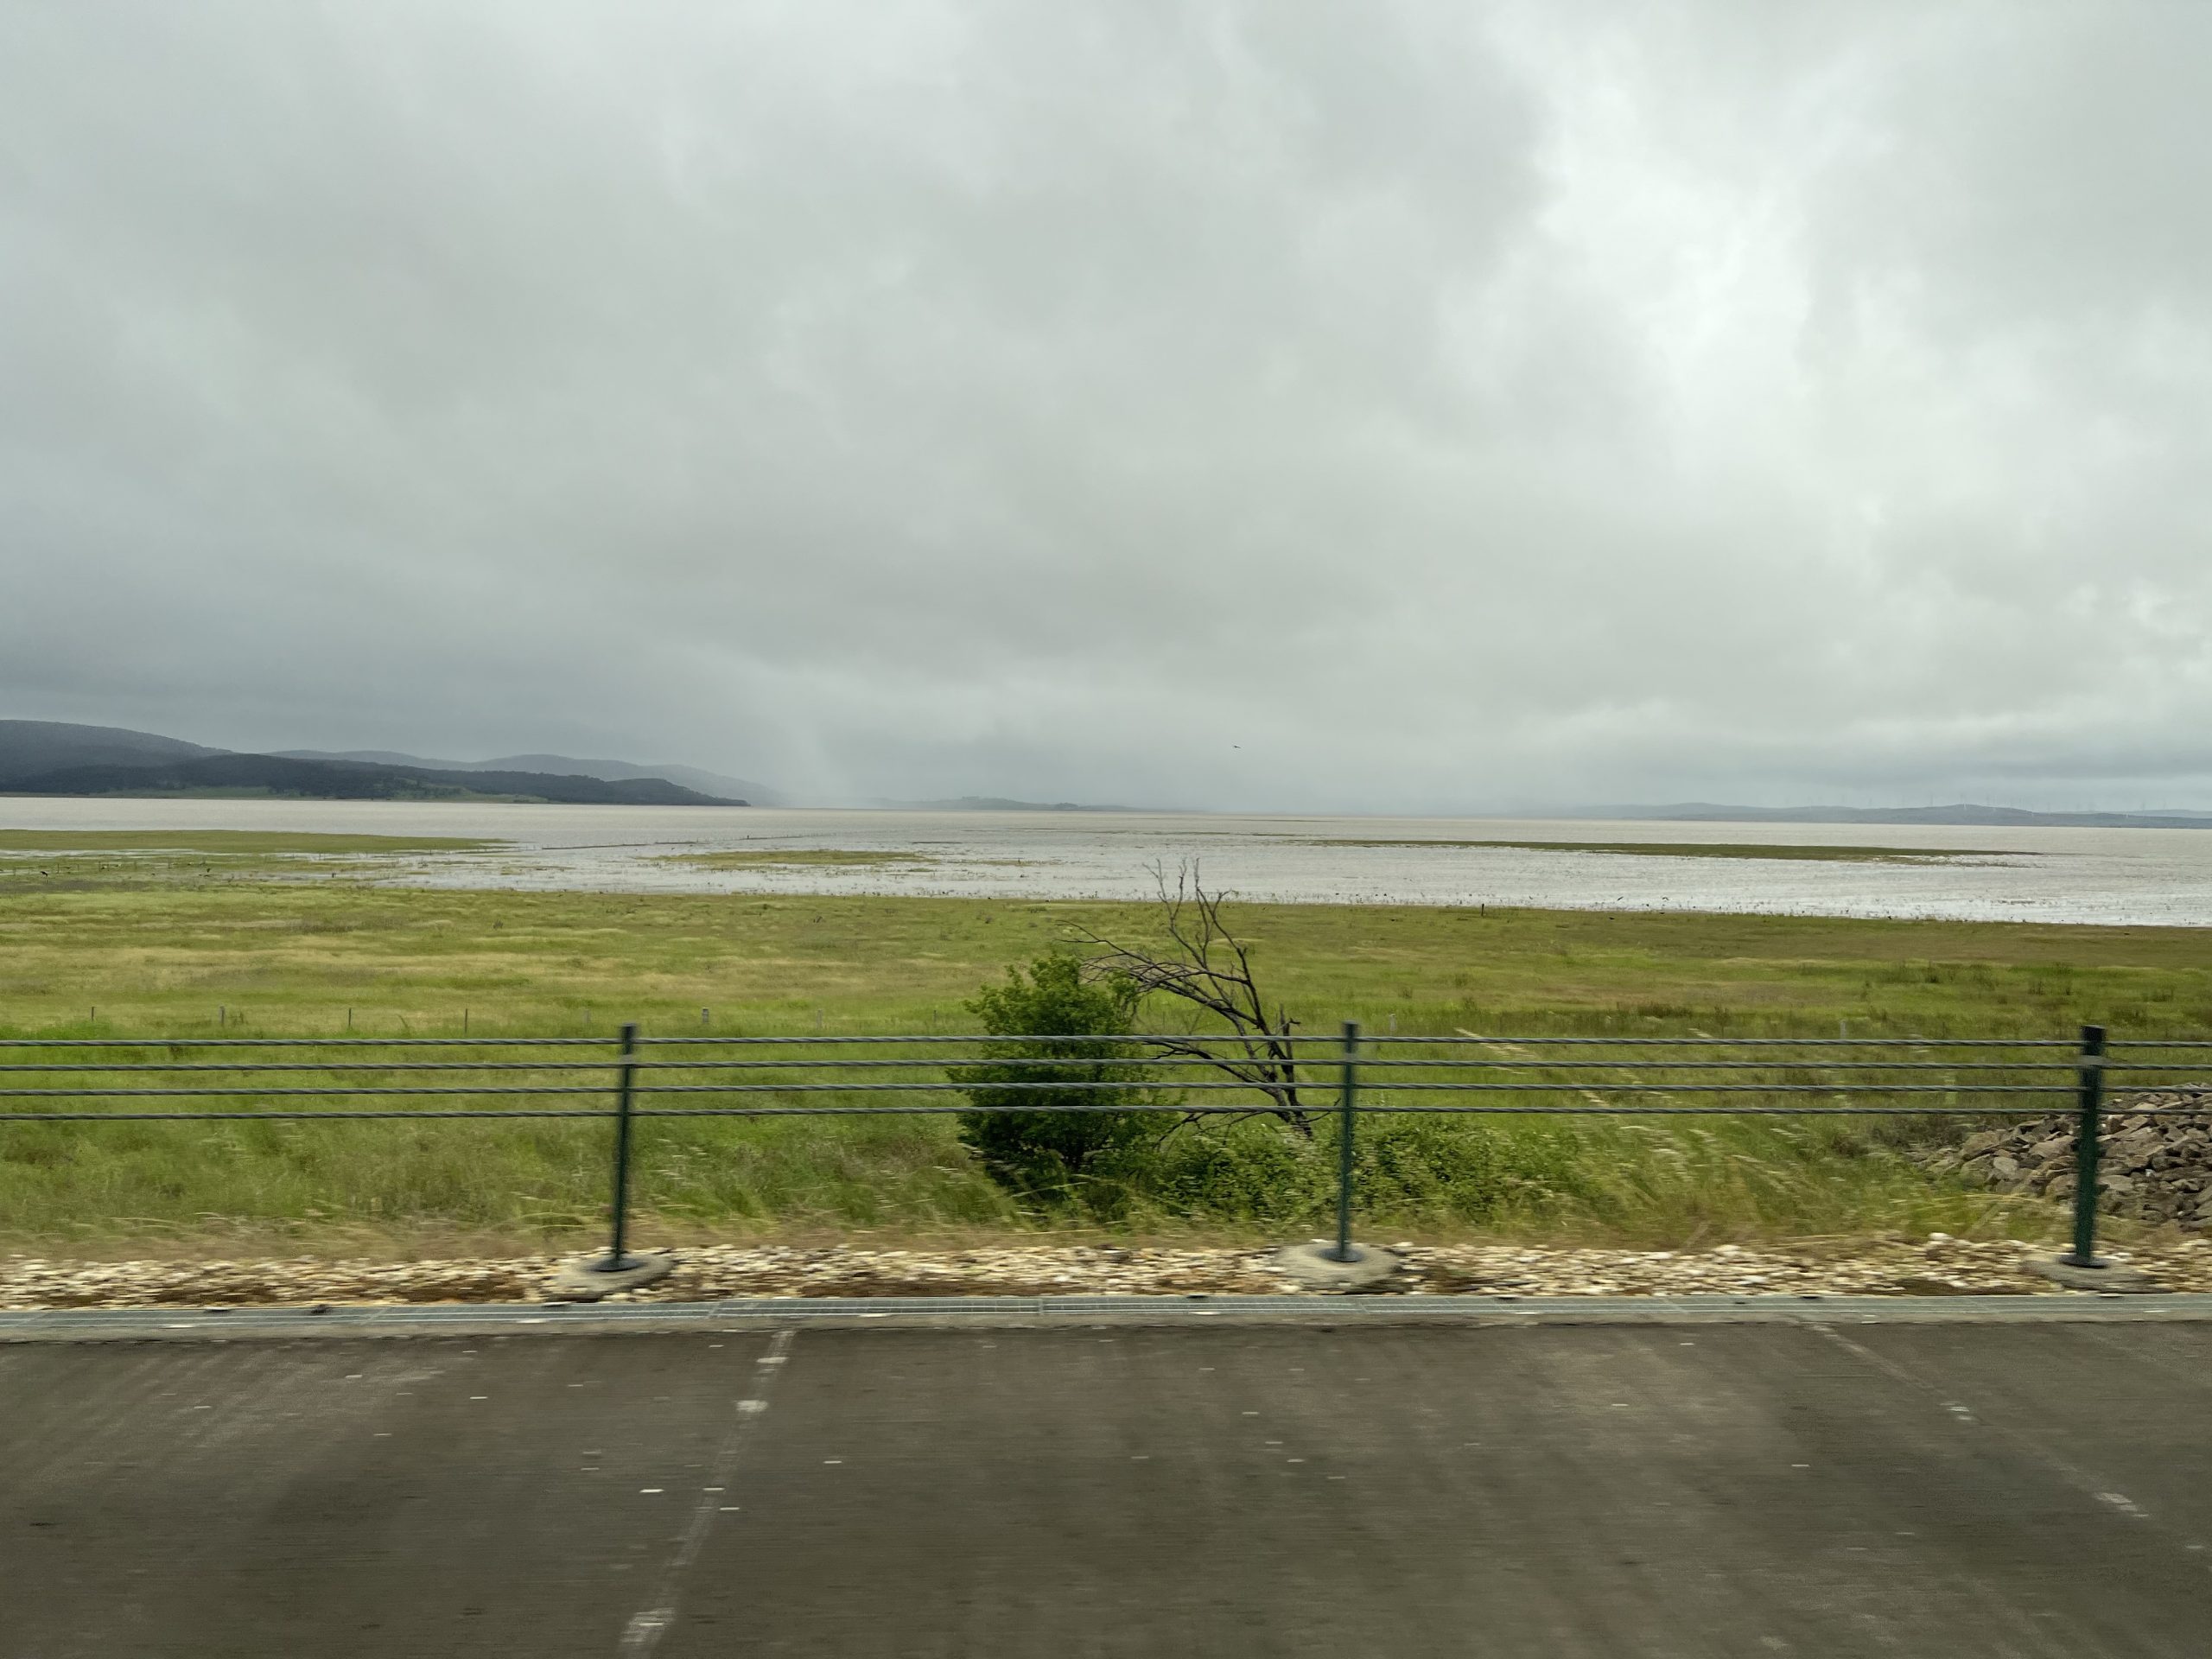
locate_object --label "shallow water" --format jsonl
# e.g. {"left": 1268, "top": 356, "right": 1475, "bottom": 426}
{"left": 6, "top": 797, "right": 2212, "bottom": 926}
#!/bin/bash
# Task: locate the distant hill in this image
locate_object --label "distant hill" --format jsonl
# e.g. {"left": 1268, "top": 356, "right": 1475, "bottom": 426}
{"left": 0, "top": 721, "right": 759, "bottom": 804}
{"left": 3, "top": 751, "right": 742, "bottom": 804}
{"left": 277, "top": 749, "right": 779, "bottom": 807}
{"left": 1601, "top": 803, "right": 2212, "bottom": 830}
{"left": 0, "top": 720, "right": 226, "bottom": 785}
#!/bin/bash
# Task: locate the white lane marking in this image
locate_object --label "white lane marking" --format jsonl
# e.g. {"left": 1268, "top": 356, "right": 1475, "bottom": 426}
{"left": 619, "top": 1326, "right": 796, "bottom": 1658}
{"left": 1811, "top": 1324, "right": 2174, "bottom": 1555}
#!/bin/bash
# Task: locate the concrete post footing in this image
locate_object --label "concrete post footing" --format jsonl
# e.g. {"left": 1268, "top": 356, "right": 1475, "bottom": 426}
{"left": 548, "top": 1250, "right": 676, "bottom": 1302}
{"left": 2037, "top": 1256, "right": 2153, "bottom": 1293}
{"left": 1270, "top": 1240, "right": 1402, "bottom": 1290}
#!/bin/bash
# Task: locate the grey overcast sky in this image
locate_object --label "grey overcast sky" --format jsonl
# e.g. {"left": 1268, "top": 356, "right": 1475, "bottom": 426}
{"left": 3, "top": 2, "right": 2209, "bottom": 810}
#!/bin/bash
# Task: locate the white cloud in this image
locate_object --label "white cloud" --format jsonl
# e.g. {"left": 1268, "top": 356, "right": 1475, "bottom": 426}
{"left": 2, "top": 0, "right": 2207, "bottom": 808}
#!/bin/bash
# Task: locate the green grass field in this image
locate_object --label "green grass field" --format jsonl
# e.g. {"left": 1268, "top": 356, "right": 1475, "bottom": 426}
{"left": 1, "top": 864, "right": 2205, "bottom": 1255}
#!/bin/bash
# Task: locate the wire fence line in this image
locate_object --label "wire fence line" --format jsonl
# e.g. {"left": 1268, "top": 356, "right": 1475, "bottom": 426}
{"left": 0, "top": 1033, "right": 2202, "bottom": 1111}
{"left": 3, "top": 1031, "right": 2207, "bottom": 1113}
{"left": 2, "top": 1021, "right": 2204, "bottom": 1278}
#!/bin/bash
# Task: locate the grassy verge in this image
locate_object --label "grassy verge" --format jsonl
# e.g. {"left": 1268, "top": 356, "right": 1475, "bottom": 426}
{"left": 1, "top": 876, "right": 2205, "bottom": 1253}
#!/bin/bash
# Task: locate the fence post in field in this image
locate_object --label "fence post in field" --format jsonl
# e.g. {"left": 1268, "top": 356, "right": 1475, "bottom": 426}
{"left": 602, "top": 1021, "right": 641, "bottom": 1271}
{"left": 1332, "top": 1020, "right": 1360, "bottom": 1262}
{"left": 2061, "top": 1024, "right": 2107, "bottom": 1268}
{"left": 550, "top": 1020, "right": 673, "bottom": 1298}
{"left": 1270, "top": 1018, "right": 1394, "bottom": 1285}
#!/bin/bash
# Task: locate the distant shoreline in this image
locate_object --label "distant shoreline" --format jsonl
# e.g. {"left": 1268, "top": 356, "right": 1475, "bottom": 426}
{"left": 1589, "top": 803, "right": 2212, "bottom": 831}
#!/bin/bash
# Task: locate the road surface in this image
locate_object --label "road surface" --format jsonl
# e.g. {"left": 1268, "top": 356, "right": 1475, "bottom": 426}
{"left": 5, "top": 1312, "right": 2210, "bottom": 1656}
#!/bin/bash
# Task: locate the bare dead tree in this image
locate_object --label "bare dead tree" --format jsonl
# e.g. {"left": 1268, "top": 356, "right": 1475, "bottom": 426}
{"left": 1071, "top": 863, "right": 1319, "bottom": 1136}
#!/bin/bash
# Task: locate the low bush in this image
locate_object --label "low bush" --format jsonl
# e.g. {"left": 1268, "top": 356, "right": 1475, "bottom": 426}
{"left": 1144, "top": 1113, "right": 1591, "bottom": 1227}
{"left": 951, "top": 951, "right": 1597, "bottom": 1226}
{"left": 949, "top": 953, "right": 1166, "bottom": 1211}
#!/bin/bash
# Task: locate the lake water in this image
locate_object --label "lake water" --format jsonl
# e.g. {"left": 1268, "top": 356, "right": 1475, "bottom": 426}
{"left": 7, "top": 798, "right": 2212, "bottom": 927}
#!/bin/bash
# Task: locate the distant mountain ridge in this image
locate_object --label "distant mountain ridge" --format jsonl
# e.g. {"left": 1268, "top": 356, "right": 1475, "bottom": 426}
{"left": 11, "top": 724, "right": 2209, "bottom": 823}
{"left": 276, "top": 749, "right": 779, "bottom": 806}
{"left": 3, "top": 753, "right": 741, "bottom": 805}
{"left": 0, "top": 721, "right": 751, "bottom": 805}
{"left": 0, "top": 720, "right": 226, "bottom": 782}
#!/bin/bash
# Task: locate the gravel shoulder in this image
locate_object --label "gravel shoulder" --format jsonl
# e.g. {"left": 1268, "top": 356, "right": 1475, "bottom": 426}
{"left": 10, "top": 1233, "right": 2212, "bottom": 1309}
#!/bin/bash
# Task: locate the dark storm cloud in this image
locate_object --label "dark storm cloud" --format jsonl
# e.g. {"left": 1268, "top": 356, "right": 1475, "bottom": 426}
{"left": 3, "top": 1, "right": 2207, "bottom": 809}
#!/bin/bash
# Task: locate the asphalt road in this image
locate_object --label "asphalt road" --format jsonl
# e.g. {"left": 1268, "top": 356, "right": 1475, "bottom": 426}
{"left": 5, "top": 1317, "right": 2211, "bottom": 1657}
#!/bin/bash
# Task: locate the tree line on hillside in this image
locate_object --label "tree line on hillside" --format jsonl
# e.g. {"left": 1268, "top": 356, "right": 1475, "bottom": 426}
{"left": 0, "top": 751, "right": 744, "bottom": 804}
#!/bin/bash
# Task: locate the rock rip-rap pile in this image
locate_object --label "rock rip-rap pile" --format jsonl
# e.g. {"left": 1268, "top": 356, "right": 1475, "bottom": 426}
{"left": 1930, "top": 1090, "right": 2212, "bottom": 1226}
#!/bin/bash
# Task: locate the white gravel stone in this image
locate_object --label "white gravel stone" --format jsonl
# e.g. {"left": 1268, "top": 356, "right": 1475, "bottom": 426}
{"left": 5, "top": 1233, "right": 2212, "bottom": 1308}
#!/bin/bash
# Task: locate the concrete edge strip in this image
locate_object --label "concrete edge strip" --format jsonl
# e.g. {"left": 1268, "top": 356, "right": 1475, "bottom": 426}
{"left": 6, "top": 1291, "right": 2212, "bottom": 1339}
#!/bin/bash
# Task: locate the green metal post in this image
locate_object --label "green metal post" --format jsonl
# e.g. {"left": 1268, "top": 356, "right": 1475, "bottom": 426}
{"left": 601, "top": 1022, "right": 640, "bottom": 1271}
{"left": 2063, "top": 1024, "right": 2107, "bottom": 1268}
{"left": 1332, "top": 1020, "right": 1359, "bottom": 1262}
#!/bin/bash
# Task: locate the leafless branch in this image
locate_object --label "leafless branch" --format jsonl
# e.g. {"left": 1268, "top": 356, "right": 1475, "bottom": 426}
{"left": 1071, "top": 861, "right": 1318, "bottom": 1135}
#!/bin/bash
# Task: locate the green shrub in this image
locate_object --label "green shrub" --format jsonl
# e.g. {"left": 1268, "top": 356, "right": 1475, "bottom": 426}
{"left": 1353, "top": 1115, "right": 1588, "bottom": 1221}
{"left": 1142, "top": 1113, "right": 1590, "bottom": 1228}
{"left": 1148, "top": 1120, "right": 1319, "bottom": 1223}
{"left": 950, "top": 950, "right": 1595, "bottom": 1229}
{"left": 950, "top": 954, "right": 1164, "bottom": 1211}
